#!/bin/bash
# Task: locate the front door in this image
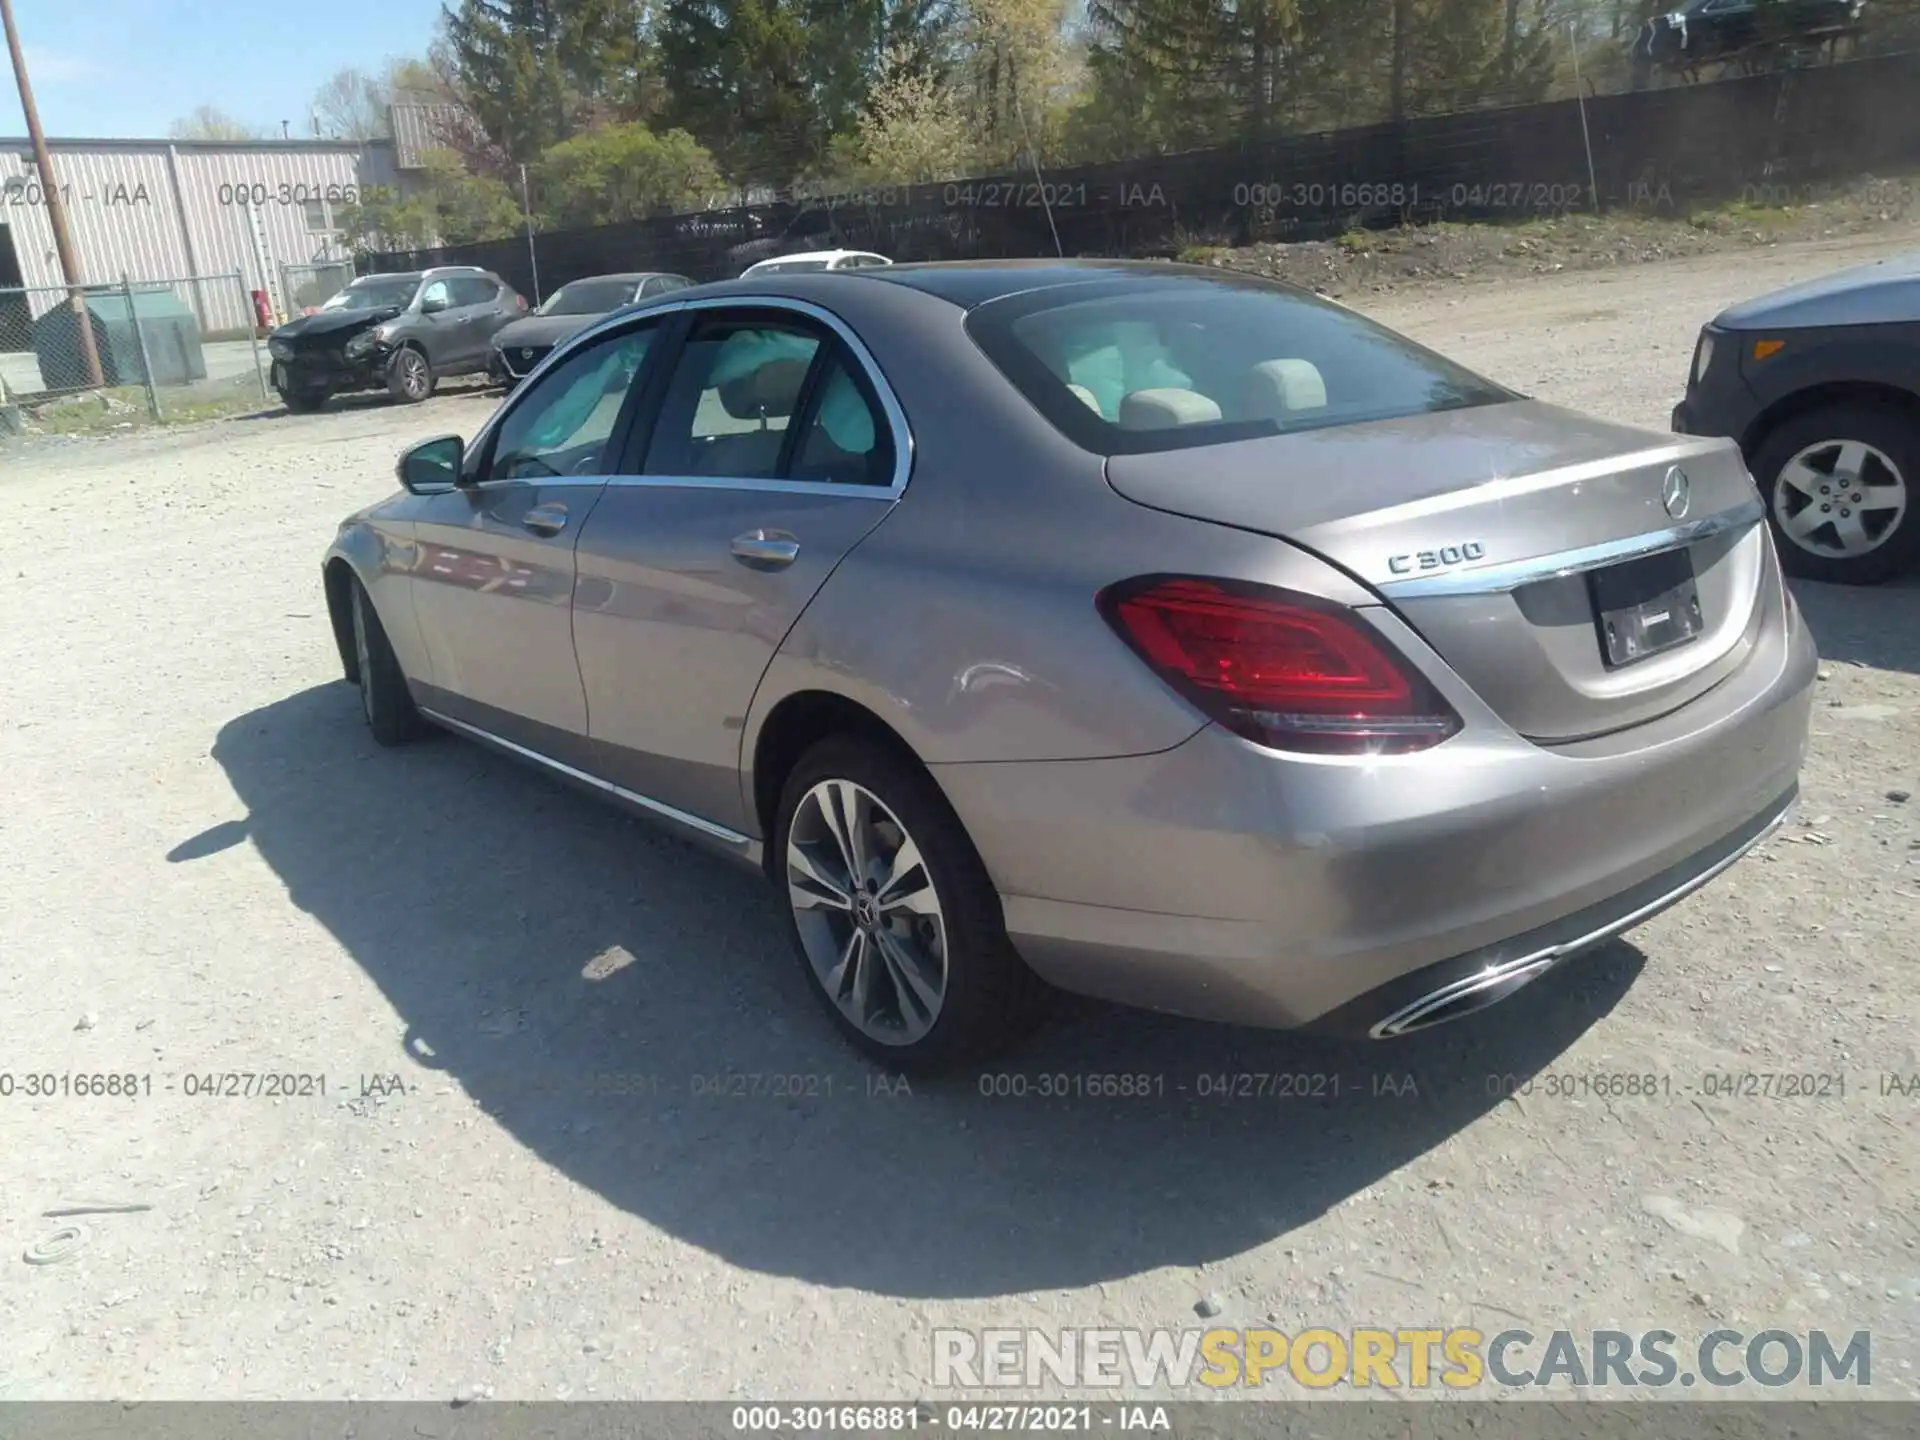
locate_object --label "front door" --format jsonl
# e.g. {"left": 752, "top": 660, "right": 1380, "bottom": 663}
{"left": 571, "top": 305, "right": 903, "bottom": 832}
{"left": 407, "top": 320, "right": 664, "bottom": 764}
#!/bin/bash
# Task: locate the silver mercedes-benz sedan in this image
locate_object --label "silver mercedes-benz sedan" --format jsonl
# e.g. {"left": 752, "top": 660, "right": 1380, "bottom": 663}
{"left": 321, "top": 261, "right": 1816, "bottom": 1071}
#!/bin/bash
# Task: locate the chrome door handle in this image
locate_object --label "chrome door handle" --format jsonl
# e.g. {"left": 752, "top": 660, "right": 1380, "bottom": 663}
{"left": 522, "top": 503, "right": 568, "bottom": 537}
{"left": 731, "top": 530, "right": 800, "bottom": 569}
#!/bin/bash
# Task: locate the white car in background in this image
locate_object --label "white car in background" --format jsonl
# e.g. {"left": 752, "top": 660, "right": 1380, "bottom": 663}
{"left": 740, "top": 250, "right": 894, "bottom": 277}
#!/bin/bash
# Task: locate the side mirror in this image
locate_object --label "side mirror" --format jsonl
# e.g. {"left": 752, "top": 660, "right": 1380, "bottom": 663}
{"left": 396, "top": 434, "right": 463, "bottom": 494}
{"left": 420, "top": 291, "right": 451, "bottom": 315}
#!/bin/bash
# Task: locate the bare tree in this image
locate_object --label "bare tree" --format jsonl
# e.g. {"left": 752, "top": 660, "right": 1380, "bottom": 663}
{"left": 168, "top": 105, "right": 268, "bottom": 141}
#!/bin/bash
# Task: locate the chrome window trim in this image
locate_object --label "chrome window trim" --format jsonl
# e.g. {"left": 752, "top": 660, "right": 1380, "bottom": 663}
{"left": 467, "top": 295, "right": 914, "bottom": 500}
{"left": 1375, "top": 495, "right": 1766, "bottom": 600}
{"left": 462, "top": 475, "right": 901, "bottom": 499}
{"left": 418, "top": 707, "right": 752, "bottom": 850}
{"left": 605, "top": 475, "right": 900, "bottom": 499}
{"left": 649, "top": 294, "right": 914, "bottom": 497}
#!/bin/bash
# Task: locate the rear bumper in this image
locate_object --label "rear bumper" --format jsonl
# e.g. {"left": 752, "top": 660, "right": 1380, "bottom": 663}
{"left": 933, "top": 588, "right": 1816, "bottom": 1032}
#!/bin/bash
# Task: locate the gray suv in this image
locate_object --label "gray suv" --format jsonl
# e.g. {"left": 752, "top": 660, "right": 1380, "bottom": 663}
{"left": 267, "top": 268, "right": 526, "bottom": 411}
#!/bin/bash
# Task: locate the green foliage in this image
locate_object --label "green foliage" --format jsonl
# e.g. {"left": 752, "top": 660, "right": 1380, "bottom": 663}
{"left": 441, "top": 0, "right": 657, "bottom": 165}
{"left": 820, "top": 43, "right": 975, "bottom": 186}
{"left": 336, "top": 149, "right": 523, "bottom": 251}
{"left": 535, "top": 124, "right": 726, "bottom": 226}
{"left": 658, "top": 0, "right": 872, "bottom": 186}
{"left": 1072, "top": 0, "right": 1562, "bottom": 157}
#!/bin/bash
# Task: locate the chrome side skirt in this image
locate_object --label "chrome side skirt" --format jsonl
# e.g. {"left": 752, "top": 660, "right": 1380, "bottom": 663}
{"left": 1370, "top": 793, "right": 1793, "bottom": 1039}
{"left": 417, "top": 706, "right": 754, "bottom": 853}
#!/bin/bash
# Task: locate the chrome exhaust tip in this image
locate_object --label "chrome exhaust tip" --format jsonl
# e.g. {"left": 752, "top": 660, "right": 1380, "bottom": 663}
{"left": 1368, "top": 953, "right": 1561, "bottom": 1040}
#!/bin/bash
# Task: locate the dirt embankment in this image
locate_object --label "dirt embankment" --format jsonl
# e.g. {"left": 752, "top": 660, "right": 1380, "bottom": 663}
{"left": 1186, "top": 174, "right": 1920, "bottom": 299}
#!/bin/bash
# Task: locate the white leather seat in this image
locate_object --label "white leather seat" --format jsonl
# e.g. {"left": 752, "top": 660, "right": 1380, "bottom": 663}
{"left": 1243, "top": 359, "right": 1328, "bottom": 419}
{"left": 1065, "top": 383, "right": 1103, "bottom": 414}
{"left": 1117, "top": 388, "right": 1223, "bottom": 430}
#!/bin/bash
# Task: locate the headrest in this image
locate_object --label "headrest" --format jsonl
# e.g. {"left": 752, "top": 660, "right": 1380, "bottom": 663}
{"left": 1244, "top": 359, "right": 1328, "bottom": 419}
{"left": 1118, "top": 388, "right": 1223, "bottom": 431}
{"left": 719, "top": 356, "right": 811, "bottom": 419}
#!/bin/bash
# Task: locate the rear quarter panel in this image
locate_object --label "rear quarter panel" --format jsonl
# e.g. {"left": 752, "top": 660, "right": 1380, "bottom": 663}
{"left": 741, "top": 287, "right": 1381, "bottom": 783}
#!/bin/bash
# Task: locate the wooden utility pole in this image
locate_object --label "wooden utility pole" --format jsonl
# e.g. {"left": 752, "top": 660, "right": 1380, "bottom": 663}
{"left": 1, "top": 0, "right": 104, "bottom": 388}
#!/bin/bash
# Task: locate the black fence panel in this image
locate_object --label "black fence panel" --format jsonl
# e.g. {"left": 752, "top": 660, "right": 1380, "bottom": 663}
{"left": 366, "top": 50, "right": 1920, "bottom": 298}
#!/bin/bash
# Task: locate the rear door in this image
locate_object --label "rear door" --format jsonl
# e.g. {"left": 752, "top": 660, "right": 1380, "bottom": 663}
{"left": 446, "top": 275, "right": 507, "bottom": 371}
{"left": 570, "top": 302, "right": 903, "bottom": 832}
{"left": 406, "top": 317, "right": 667, "bottom": 764}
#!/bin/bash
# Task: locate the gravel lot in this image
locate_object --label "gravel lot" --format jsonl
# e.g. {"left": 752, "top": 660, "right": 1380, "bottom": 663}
{"left": 2, "top": 231, "right": 1917, "bottom": 1403}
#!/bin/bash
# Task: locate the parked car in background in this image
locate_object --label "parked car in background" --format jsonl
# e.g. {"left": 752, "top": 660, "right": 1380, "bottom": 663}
{"left": 324, "top": 261, "right": 1813, "bottom": 1071}
{"left": 267, "top": 268, "right": 525, "bottom": 411}
{"left": 489, "top": 272, "right": 694, "bottom": 389}
{"left": 741, "top": 250, "right": 893, "bottom": 277}
{"left": 1673, "top": 251, "right": 1919, "bottom": 584}
{"left": 1635, "top": 0, "right": 1867, "bottom": 77}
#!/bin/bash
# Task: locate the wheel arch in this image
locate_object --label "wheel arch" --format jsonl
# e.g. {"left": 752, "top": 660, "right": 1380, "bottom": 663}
{"left": 1740, "top": 379, "right": 1920, "bottom": 461}
{"left": 747, "top": 689, "right": 929, "bottom": 879}
{"left": 322, "top": 554, "right": 362, "bottom": 684}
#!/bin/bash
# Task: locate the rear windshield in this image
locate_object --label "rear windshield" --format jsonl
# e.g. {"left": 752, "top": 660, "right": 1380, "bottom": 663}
{"left": 539, "top": 279, "right": 640, "bottom": 316}
{"left": 964, "top": 275, "right": 1514, "bottom": 455}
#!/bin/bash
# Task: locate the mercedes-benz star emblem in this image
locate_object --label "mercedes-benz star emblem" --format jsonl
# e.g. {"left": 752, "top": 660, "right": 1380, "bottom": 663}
{"left": 1662, "top": 465, "right": 1691, "bottom": 520}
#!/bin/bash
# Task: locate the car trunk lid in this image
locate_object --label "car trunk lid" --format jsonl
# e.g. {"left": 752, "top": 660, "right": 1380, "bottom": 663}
{"left": 1103, "top": 399, "right": 1771, "bottom": 742}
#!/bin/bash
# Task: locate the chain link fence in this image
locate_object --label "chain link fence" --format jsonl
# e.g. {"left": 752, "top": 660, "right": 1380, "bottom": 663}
{"left": 0, "top": 270, "right": 269, "bottom": 440}
{"left": 281, "top": 261, "right": 356, "bottom": 319}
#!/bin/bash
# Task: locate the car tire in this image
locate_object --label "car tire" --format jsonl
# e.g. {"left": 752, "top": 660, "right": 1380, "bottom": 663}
{"left": 278, "top": 387, "right": 328, "bottom": 413}
{"left": 773, "top": 735, "right": 1047, "bottom": 1073}
{"left": 386, "top": 346, "right": 435, "bottom": 405}
{"left": 349, "top": 578, "right": 430, "bottom": 747}
{"left": 1753, "top": 401, "right": 1920, "bottom": 585}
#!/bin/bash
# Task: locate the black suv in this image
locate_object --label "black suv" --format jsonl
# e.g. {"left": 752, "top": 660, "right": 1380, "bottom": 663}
{"left": 267, "top": 268, "right": 525, "bottom": 411}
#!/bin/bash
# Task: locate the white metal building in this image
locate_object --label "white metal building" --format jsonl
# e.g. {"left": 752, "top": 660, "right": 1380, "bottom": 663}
{"left": 0, "top": 136, "right": 402, "bottom": 332}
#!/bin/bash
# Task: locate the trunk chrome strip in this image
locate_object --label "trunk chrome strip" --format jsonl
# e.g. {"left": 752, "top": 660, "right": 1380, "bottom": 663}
{"left": 417, "top": 706, "right": 753, "bottom": 849}
{"left": 1375, "top": 495, "right": 1765, "bottom": 600}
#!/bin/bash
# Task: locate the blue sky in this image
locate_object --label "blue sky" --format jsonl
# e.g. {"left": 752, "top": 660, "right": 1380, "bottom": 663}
{"left": 1, "top": 0, "right": 445, "bottom": 139}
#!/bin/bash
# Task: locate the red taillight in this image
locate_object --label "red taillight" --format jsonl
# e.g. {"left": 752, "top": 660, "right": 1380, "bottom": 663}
{"left": 1096, "top": 576, "right": 1460, "bottom": 755}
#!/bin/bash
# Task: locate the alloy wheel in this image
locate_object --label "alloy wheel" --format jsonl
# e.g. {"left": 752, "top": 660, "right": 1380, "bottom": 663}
{"left": 398, "top": 352, "right": 428, "bottom": 400}
{"left": 785, "top": 779, "right": 948, "bottom": 1046}
{"left": 1773, "top": 438, "right": 1908, "bottom": 559}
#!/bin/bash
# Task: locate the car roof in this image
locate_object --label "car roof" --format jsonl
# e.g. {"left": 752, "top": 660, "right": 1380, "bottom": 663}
{"left": 749, "top": 250, "right": 885, "bottom": 267}
{"left": 862, "top": 258, "right": 1285, "bottom": 308}
{"left": 557, "top": 271, "right": 683, "bottom": 284}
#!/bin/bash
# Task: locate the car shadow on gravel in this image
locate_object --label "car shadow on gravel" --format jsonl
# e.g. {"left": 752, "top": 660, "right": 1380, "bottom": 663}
{"left": 230, "top": 382, "right": 504, "bottom": 423}
{"left": 199, "top": 683, "right": 1643, "bottom": 1300}
{"left": 1790, "top": 573, "right": 1920, "bottom": 676}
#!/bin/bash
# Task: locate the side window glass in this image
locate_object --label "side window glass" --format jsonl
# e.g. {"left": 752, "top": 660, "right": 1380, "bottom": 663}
{"left": 787, "top": 348, "right": 894, "bottom": 487}
{"left": 452, "top": 276, "right": 497, "bottom": 306}
{"left": 643, "top": 318, "right": 822, "bottom": 479}
{"left": 420, "top": 279, "right": 451, "bottom": 310}
{"left": 489, "top": 326, "right": 656, "bottom": 480}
